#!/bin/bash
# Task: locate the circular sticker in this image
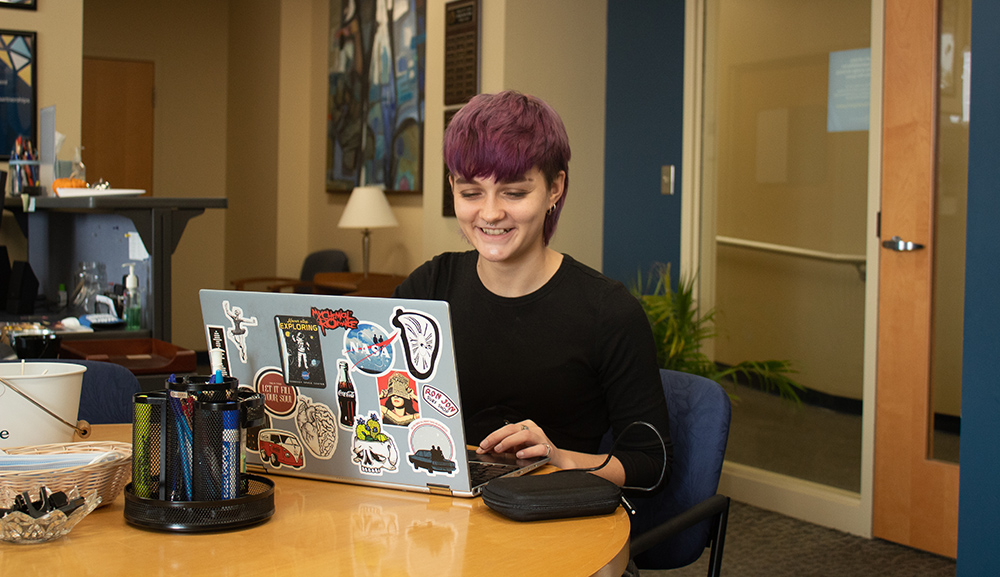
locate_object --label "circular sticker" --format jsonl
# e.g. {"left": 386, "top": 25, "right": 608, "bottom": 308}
{"left": 343, "top": 322, "right": 395, "bottom": 375}
{"left": 255, "top": 368, "right": 296, "bottom": 416}
{"left": 408, "top": 419, "right": 455, "bottom": 461}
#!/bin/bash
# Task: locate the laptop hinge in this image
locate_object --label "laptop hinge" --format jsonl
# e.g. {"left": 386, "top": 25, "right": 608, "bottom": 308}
{"left": 427, "top": 483, "right": 454, "bottom": 496}
{"left": 247, "top": 462, "right": 268, "bottom": 475}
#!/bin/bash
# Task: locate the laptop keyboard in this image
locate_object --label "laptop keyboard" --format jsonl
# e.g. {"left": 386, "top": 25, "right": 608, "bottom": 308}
{"left": 469, "top": 461, "right": 519, "bottom": 487}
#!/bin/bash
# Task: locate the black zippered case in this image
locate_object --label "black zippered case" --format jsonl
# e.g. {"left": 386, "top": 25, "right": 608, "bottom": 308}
{"left": 481, "top": 470, "right": 621, "bottom": 522}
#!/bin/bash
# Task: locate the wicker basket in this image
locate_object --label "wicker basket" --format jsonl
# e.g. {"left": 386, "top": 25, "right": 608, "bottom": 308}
{"left": 0, "top": 441, "right": 132, "bottom": 508}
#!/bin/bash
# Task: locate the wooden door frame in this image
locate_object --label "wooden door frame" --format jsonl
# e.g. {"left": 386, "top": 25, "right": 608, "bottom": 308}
{"left": 873, "top": 0, "right": 960, "bottom": 558}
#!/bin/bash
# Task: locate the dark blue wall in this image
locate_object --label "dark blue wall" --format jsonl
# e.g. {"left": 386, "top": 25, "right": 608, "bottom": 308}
{"left": 957, "top": 1, "right": 1000, "bottom": 574}
{"left": 603, "top": 1, "right": 685, "bottom": 289}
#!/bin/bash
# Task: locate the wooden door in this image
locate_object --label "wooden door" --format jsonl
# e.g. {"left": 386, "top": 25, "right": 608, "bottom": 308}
{"left": 874, "top": 0, "right": 959, "bottom": 558}
{"left": 81, "top": 58, "right": 154, "bottom": 194}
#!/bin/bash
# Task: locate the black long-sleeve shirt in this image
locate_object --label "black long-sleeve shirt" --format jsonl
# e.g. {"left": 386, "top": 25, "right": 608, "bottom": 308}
{"left": 394, "top": 251, "right": 673, "bottom": 489}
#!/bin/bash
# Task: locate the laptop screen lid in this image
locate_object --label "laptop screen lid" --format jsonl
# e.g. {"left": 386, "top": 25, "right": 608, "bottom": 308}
{"left": 199, "top": 289, "right": 546, "bottom": 497}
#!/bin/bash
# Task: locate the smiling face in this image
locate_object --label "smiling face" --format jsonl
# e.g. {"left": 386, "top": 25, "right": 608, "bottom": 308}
{"left": 451, "top": 167, "right": 565, "bottom": 266}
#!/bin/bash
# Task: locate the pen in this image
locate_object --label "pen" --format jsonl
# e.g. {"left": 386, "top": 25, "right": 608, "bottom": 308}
{"left": 221, "top": 404, "right": 240, "bottom": 499}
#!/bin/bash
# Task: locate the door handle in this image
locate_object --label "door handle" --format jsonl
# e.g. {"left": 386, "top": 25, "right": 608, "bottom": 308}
{"left": 881, "top": 235, "right": 925, "bottom": 252}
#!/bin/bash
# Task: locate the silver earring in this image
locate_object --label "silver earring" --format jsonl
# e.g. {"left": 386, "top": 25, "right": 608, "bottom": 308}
{"left": 546, "top": 205, "right": 556, "bottom": 215}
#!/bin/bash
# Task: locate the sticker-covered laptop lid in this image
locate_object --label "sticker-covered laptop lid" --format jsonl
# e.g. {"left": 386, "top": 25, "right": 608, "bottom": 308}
{"left": 199, "top": 289, "right": 474, "bottom": 496}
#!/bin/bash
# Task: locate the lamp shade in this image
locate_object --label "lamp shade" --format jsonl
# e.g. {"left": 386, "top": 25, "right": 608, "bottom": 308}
{"left": 338, "top": 186, "right": 399, "bottom": 229}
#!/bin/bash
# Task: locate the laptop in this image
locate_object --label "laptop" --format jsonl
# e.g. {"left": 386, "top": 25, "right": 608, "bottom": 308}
{"left": 199, "top": 289, "right": 548, "bottom": 497}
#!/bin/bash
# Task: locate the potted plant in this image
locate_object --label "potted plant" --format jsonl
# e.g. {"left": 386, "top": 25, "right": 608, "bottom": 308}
{"left": 632, "top": 264, "right": 803, "bottom": 402}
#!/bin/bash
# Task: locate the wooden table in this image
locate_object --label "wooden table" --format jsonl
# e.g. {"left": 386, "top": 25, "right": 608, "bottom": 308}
{"left": 312, "top": 272, "right": 408, "bottom": 298}
{"left": 0, "top": 425, "right": 630, "bottom": 576}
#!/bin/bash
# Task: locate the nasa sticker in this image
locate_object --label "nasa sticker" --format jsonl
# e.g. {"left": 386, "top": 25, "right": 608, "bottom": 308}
{"left": 343, "top": 322, "right": 397, "bottom": 376}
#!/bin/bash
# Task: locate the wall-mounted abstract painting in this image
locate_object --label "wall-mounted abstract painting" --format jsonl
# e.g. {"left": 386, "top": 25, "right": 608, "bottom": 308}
{"left": 327, "top": 0, "right": 425, "bottom": 193}
{"left": 0, "top": 1, "right": 37, "bottom": 10}
{"left": 0, "top": 29, "right": 36, "bottom": 161}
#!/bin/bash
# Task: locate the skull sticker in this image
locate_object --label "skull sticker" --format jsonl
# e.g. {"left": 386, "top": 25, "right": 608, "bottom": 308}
{"left": 352, "top": 413, "right": 399, "bottom": 475}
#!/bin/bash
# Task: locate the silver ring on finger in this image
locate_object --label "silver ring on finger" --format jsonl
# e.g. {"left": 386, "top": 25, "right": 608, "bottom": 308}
{"left": 544, "top": 443, "right": 551, "bottom": 458}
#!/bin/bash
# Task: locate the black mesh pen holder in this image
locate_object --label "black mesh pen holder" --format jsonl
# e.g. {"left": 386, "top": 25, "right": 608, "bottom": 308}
{"left": 167, "top": 374, "right": 239, "bottom": 401}
{"left": 123, "top": 474, "right": 274, "bottom": 532}
{"left": 124, "top": 376, "right": 274, "bottom": 532}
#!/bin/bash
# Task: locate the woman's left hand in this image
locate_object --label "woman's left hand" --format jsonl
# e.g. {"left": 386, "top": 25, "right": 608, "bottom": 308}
{"left": 477, "top": 419, "right": 556, "bottom": 462}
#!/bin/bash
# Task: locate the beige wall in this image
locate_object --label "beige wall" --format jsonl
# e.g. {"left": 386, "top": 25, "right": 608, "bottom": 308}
{"left": 0, "top": 1, "right": 85, "bottom": 262}
{"left": 502, "top": 0, "right": 607, "bottom": 270}
{"left": 9, "top": 0, "right": 607, "bottom": 352}
{"left": 309, "top": 0, "right": 607, "bottom": 280}
{"left": 226, "top": 1, "right": 280, "bottom": 290}
{"left": 418, "top": 0, "right": 608, "bottom": 270}
{"left": 83, "top": 0, "right": 229, "bottom": 350}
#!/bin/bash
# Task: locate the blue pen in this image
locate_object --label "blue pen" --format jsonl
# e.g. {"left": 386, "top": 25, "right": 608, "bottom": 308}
{"left": 221, "top": 406, "right": 240, "bottom": 499}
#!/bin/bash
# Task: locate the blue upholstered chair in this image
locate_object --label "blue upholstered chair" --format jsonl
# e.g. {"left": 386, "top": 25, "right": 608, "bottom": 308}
{"left": 36, "top": 359, "right": 141, "bottom": 425}
{"left": 231, "top": 249, "right": 349, "bottom": 293}
{"left": 602, "top": 369, "right": 732, "bottom": 575}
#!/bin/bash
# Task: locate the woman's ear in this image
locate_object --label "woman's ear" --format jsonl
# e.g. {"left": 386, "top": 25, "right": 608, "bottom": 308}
{"left": 549, "top": 170, "right": 566, "bottom": 205}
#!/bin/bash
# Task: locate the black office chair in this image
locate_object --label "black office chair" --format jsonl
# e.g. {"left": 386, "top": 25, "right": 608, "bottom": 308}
{"left": 28, "top": 359, "right": 141, "bottom": 425}
{"left": 231, "top": 249, "right": 349, "bottom": 293}
{"left": 602, "top": 369, "right": 732, "bottom": 576}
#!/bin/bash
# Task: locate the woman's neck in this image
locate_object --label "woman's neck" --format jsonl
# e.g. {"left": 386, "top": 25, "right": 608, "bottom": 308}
{"left": 476, "top": 248, "right": 564, "bottom": 298}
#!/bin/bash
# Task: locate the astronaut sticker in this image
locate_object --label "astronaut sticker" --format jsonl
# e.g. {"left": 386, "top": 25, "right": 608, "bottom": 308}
{"left": 275, "top": 315, "right": 327, "bottom": 388}
{"left": 344, "top": 322, "right": 396, "bottom": 375}
{"left": 377, "top": 371, "right": 420, "bottom": 427}
{"left": 295, "top": 396, "right": 338, "bottom": 459}
{"left": 406, "top": 419, "right": 458, "bottom": 476}
{"left": 352, "top": 413, "right": 399, "bottom": 475}
{"left": 223, "top": 300, "right": 257, "bottom": 363}
{"left": 391, "top": 308, "right": 441, "bottom": 381}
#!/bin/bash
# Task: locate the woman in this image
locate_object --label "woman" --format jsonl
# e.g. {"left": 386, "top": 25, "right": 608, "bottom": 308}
{"left": 379, "top": 372, "right": 420, "bottom": 426}
{"left": 394, "top": 90, "right": 671, "bottom": 489}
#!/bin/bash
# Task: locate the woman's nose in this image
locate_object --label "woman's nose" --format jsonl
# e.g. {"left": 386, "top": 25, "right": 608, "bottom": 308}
{"left": 481, "top": 195, "right": 504, "bottom": 222}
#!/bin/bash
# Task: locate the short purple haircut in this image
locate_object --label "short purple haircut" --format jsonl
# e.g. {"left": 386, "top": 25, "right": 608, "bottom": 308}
{"left": 444, "top": 90, "right": 571, "bottom": 245}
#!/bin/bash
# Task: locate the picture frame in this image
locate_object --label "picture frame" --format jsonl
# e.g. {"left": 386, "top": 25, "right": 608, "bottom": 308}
{"left": 0, "top": 29, "right": 37, "bottom": 161}
{"left": 0, "top": 1, "right": 37, "bottom": 11}
{"left": 326, "top": 0, "right": 425, "bottom": 194}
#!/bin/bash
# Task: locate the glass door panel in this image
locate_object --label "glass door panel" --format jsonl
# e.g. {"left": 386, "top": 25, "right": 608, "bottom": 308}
{"left": 930, "top": 0, "right": 971, "bottom": 463}
{"left": 703, "top": 0, "right": 871, "bottom": 491}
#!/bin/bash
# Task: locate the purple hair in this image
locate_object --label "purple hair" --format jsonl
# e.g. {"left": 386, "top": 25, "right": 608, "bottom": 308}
{"left": 444, "top": 91, "right": 571, "bottom": 245}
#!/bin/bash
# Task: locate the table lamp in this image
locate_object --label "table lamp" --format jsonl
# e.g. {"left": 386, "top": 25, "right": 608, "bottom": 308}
{"left": 338, "top": 186, "right": 398, "bottom": 278}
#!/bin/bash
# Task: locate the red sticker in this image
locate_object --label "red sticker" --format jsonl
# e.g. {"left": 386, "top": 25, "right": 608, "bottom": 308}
{"left": 256, "top": 369, "right": 296, "bottom": 416}
{"left": 311, "top": 307, "right": 359, "bottom": 336}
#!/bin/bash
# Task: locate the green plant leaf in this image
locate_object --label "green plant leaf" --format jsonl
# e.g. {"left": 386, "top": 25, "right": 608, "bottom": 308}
{"left": 631, "top": 264, "right": 804, "bottom": 404}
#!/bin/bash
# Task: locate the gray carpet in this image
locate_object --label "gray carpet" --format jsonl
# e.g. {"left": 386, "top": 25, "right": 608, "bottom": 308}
{"left": 640, "top": 501, "right": 956, "bottom": 577}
